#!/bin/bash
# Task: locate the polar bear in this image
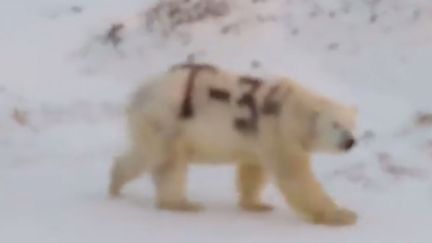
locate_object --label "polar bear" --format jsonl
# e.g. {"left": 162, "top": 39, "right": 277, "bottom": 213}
{"left": 109, "top": 63, "right": 358, "bottom": 226}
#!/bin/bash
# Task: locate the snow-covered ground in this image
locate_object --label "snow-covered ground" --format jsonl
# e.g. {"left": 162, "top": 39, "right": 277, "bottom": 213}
{"left": 2, "top": 0, "right": 432, "bottom": 242}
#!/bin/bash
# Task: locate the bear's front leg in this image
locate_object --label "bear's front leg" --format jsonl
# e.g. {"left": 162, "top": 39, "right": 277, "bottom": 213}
{"left": 236, "top": 163, "right": 274, "bottom": 212}
{"left": 152, "top": 144, "right": 202, "bottom": 212}
{"left": 272, "top": 150, "right": 357, "bottom": 226}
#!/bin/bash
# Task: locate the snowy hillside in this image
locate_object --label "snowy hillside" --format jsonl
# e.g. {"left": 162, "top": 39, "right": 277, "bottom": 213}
{"left": 2, "top": 0, "right": 432, "bottom": 242}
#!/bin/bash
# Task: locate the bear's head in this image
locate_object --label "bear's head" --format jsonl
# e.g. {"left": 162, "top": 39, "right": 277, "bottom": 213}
{"left": 308, "top": 100, "right": 358, "bottom": 154}
{"left": 276, "top": 78, "right": 358, "bottom": 154}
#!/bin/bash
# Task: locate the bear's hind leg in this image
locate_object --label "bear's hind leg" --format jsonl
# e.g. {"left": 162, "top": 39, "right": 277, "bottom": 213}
{"left": 109, "top": 149, "right": 147, "bottom": 197}
{"left": 237, "top": 163, "right": 273, "bottom": 212}
{"left": 152, "top": 145, "right": 202, "bottom": 212}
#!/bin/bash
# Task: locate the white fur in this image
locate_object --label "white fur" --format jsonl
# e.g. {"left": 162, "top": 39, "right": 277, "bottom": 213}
{"left": 109, "top": 64, "right": 359, "bottom": 226}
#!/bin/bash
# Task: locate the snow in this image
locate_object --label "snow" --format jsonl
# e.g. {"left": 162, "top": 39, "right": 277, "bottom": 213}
{"left": 1, "top": 0, "right": 432, "bottom": 242}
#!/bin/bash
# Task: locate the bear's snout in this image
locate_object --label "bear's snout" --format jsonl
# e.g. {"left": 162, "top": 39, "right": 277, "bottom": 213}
{"left": 341, "top": 136, "right": 356, "bottom": 151}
